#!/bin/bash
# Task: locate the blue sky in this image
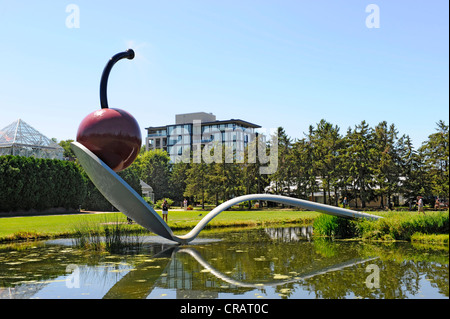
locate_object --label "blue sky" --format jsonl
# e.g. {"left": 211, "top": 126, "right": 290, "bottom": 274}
{"left": 0, "top": 0, "right": 448, "bottom": 149}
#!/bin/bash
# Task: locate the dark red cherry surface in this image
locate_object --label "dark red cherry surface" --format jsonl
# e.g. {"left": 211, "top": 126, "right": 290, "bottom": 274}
{"left": 76, "top": 108, "right": 141, "bottom": 172}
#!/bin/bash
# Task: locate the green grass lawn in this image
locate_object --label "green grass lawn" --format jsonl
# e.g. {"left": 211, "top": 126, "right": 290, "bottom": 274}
{"left": 0, "top": 213, "right": 117, "bottom": 241}
{"left": 0, "top": 209, "right": 322, "bottom": 242}
{"left": 2, "top": 209, "right": 447, "bottom": 244}
{"left": 167, "top": 209, "right": 321, "bottom": 229}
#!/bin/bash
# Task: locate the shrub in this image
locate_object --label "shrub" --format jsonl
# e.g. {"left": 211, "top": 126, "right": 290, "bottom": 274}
{"left": 313, "top": 214, "right": 358, "bottom": 238}
{"left": 143, "top": 197, "right": 154, "bottom": 207}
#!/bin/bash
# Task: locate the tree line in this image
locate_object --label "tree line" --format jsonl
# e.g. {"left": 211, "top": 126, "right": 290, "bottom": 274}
{"left": 50, "top": 119, "right": 449, "bottom": 211}
{"left": 1, "top": 119, "right": 447, "bottom": 213}
{"left": 122, "top": 119, "right": 448, "bottom": 209}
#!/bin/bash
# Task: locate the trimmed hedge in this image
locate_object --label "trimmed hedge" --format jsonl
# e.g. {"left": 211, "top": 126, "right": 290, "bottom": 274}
{"left": 0, "top": 155, "right": 142, "bottom": 213}
{"left": 0, "top": 155, "right": 86, "bottom": 212}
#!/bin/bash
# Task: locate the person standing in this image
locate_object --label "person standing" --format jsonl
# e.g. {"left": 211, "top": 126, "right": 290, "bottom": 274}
{"left": 162, "top": 199, "right": 169, "bottom": 222}
{"left": 435, "top": 197, "right": 440, "bottom": 211}
{"left": 183, "top": 198, "right": 188, "bottom": 211}
{"left": 343, "top": 197, "right": 348, "bottom": 208}
{"left": 418, "top": 196, "right": 425, "bottom": 214}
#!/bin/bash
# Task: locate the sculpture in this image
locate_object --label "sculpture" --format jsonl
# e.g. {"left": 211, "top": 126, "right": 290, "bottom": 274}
{"left": 72, "top": 49, "right": 381, "bottom": 245}
{"left": 71, "top": 141, "right": 381, "bottom": 244}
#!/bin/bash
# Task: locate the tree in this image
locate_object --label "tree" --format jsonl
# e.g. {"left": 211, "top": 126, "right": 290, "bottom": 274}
{"left": 222, "top": 161, "right": 245, "bottom": 201}
{"left": 345, "top": 121, "right": 376, "bottom": 208}
{"left": 58, "top": 139, "right": 76, "bottom": 158}
{"left": 270, "top": 127, "right": 293, "bottom": 196}
{"left": 309, "top": 119, "right": 344, "bottom": 205}
{"left": 131, "top": 149, "right": 171, "bottom": 201}
{"left": 397, "top": 134, "right": 427, "bottom": 205}
{"left": 372, "top": 122, "right": 401, "bottom": 208}
{"left": 290, "top": 138, "right": 314, "bottom": 200}
{"left": 169, "top": 161, "right": 190, "bottom": 204}
{"left": 206, "top": 162, "right": 227, "bottom": 206}
{"left": 184, "top": 162, "right": 208, "bottom": 209}
{"left": 420, "top": 120, "right": 449, "bottom": 201}
{"left": 303, "top": 126, "right": 321, "bottom": 202}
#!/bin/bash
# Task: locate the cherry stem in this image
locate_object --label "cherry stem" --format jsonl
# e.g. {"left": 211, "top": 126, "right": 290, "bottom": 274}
{"left": 100, "top": 49, "right": 135, "bottom": 109}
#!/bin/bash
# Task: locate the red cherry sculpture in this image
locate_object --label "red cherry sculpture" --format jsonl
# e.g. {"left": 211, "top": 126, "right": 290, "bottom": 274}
{"left": 76, "top": 49, "right": 141, "bottom": 172}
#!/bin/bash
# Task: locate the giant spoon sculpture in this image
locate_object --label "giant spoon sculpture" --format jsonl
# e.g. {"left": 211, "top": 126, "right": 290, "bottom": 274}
{"left": 71, "top": 49, "right": 381, "bottom": 245}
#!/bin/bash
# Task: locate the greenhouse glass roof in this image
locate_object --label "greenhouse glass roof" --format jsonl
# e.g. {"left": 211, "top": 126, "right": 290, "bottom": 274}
{"left": 0, "top": 119, "right": 64, "bottom": 159}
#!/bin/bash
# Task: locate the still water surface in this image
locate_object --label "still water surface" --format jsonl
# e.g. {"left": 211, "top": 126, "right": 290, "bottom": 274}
{"left": 0, "top": 227, "right": 448, "bottom": 299}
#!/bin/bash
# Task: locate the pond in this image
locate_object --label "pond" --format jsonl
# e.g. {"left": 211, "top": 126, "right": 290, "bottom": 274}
{"left": 0, "top": 226, "right": 448, "bottom": 299}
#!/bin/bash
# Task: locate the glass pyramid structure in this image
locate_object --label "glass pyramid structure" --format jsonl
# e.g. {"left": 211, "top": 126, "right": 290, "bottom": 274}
{"left": 0, "top": 119, "right": 63, "bottom": 160}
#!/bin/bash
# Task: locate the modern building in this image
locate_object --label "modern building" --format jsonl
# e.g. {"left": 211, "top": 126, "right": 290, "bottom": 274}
{"left": 145, "top": 112, "right": 261, "bottom": 161}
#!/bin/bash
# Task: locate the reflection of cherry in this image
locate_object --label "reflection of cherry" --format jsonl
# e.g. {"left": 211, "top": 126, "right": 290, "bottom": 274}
{"left": 76, "top": 49, "right": 141, "bottom": 172}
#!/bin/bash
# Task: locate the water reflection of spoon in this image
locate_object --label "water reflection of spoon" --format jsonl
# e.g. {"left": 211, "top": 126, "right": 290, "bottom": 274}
{"left": 103, "top": 246, "right": 176, "bottom": 299}
{"left": 72, "top": 141, "right": 382, "bottom": 244}
{"left": 178, "top": 247, "right": 378, "bottom": 289}
{"left": 103, "top": 245, "right": 379, "bottom": 298}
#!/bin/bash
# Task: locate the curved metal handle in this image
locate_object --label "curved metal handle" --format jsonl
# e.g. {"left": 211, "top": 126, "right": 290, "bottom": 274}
{"left": 100, "top": 49, "right": 135, "bottom": 109}
{"left": 175, "top": 194, "right": 382, "bottom": 244}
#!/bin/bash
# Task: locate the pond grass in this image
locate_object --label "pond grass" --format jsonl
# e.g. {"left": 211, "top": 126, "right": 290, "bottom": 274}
{"left": 71, "top": 215, "right": 148, "bottom": 252}
{"left": 314, "top": 210, "right": 449, "bottom": 243}
{"left": 411, "top": 233, "right": 449, "bottom": 245}
{"left": 357, "top": 210, "right": 449, "bottom": 242}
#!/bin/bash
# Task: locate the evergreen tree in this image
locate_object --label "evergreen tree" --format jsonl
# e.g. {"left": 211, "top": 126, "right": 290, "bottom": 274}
{"left": 397, "top": 134, "right": 423, "bottom": 204}
{"left": 372, "top": 121, "right": 401, "bottom": 208}
{"left": 420, "top": 120, "right": 449, "bottom": 201}
{"left": 290, "top": 138, "right": 314, "bottom": 199}
{"left": 184, "top": 162, "right": 208, "bottom": 209}
{"left": 310, "top": 119, "right": 343, "bottom": 205}
{"left": 169, "top": 161, "right": 190, "bottom": 204}
{"left": 345, "top": 121, "right": 375, "bottom": 208}
{"left": 270, "top": 127, "right": 293, "bottom": 196}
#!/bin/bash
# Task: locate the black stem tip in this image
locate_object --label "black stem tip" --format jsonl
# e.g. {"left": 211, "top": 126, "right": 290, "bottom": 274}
{"left": 125, "top": 48, "right": 135, "bottom": 60}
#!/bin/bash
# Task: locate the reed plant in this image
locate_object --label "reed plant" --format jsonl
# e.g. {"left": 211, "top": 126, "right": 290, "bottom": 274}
{"left": 72, "top": 215, "right": 147, "bottom": 252}
{"left": 313, "top": 214, "right": 358, "bottom": 238}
